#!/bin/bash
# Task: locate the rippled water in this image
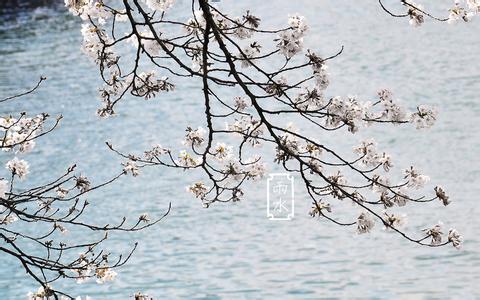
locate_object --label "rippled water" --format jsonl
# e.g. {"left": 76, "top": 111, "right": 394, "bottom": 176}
{"left": 1, "top": 1, "right": 479, "bottom": 299}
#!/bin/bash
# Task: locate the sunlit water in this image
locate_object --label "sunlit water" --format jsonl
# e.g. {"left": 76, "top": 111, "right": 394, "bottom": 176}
{"left": 0, "top": 1, "right": 479, "bottom": 299}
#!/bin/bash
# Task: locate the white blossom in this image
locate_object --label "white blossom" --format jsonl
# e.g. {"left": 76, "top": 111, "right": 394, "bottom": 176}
{"left": 326, "top": 96, "right": 371, "bottom": 133}
{"left": 178, "top": 150, "right": 201, "bottom": 167}
{"left": 233, "top": 96, "right": 249, "bottom": 111}
{"left": 133, "top": 71, "right": 175, "bottom": 99}
{"left": 182, "top": 126, "right": 206, "bottom": 147}
{"left": 95, "top": 266, "right": 117, "bottom": 284}
{"left": 434, "top": 186, "right": 451, "bottom": 206}
{"left": 134, "top": 293, "right": 151, "bottom": 300}
{"left": 354, "top": 139, "right": 393, "bottom": 171}
{"left": 383, "top": 212, "right": 407, "bottom": 228}
{"left": 405, "top": 1, "right": 425, "bottom": 27}
{"left": 404, "top": 166, "right": 430, "bottom": 189}
{"left": 371, "top": 174, "right": 391, "bottom": 194}
{"left": 423, "top": 222, "right": 443, "bottom": 245}
{"left": 357, "top": 212, "right": 375, "bottom": 234}
{"left": 212, "top": 142, "right": 233, "bottom": 161}
{"left": 234, "top": 17, "right": 253, "bottom": 39}
{"left": 294, "top": 87, "right": 325, "bottom": 111}
{"left": 6, "top": 157, "right": 29, "bottom": 180}
{"left": 122, "top": 160, "right": 140, "bottom": 176}
{"left": 56, "top": 187, "right": 69, "bottom": 199}
{"left": 65, "top": 0, "right": 111, "bottom": 24}
{"left": 392, "top": 189, "right": 409, "bottom": 207}
{"left": 410, "top": 105, "right": 438, "bottom": 129}
{"left": 447, "top": 1, "right": 474, "bottom": 24}
{"left": 448, "top": 228, "right": 463, "bottom": 249}
{"left": 226, "top": 116, "right": 264, "bottom": 147}
{"left": 377, "top": 89, "right": 408, "bottom": 123}
{"left": 187, "top": 182, "right": 209, "bottom": 199}
{"left": 80, "top": 23, "right": 110, "bottom": 61}
{"left": 144, "top": 144, "right": 168, "bottom": 161}
{"left": 276, "top": 14, "right": 308, "bottom": 58}
{"left": 27, "top": 285, "right": 53, "bottom": 300}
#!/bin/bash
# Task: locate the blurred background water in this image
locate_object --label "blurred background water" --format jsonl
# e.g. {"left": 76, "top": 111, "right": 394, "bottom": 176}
{"left": 0, "top": 0, "right": 479, "bottom": 299}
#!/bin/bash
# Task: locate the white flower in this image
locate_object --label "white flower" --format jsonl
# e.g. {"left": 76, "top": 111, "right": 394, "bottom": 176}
{"left": 354, "top": 139, "right": 393, "bottom": 172}
{"left": 447, "top": 2, "right": 473, "bottom": 24}
{"left": 434, "top": 186, "right": 451, "bottom": 206}
{"left": 65, "top": 0, "right": 111, "bottom": 23}
{"left": 326, "top": 96, "right": 370, "bottom": 133}
{"left": 383, "top": 212, "right": 407, "bottom": 228}
{"left": 144, "top": 144, "right": 168, "bottom": 161}
{"left": 54, "top": 223, "right": 68, "bottom": 234}
{"left": 56, "top": 187, "right": 69, "bottom": 199}
{"left": 448, "top": 228, "right": 463, "bottom": 249}
{"left": 276, "top": 14, "right": 308, "bottom": 58}
{"left": 313, "top": 64, "right": 329, "bottom": 90}
{"left": 404, "top": 1, "right": 425, "bottom": 27}
{"left": 122, "top": 160, "right": 140, "bottom": 176}
{"left": 410, "top": 105, "right": 438, "bottom": 129}
{"left": 304, "top": 143, "right": 322, "bottom": 159}
{"left": 80, "top": 23, "right": 108, "bottom": 60}
{"left": 138, "top": 30, "right": 162, "bottom": 56}
{"left": 372, "top": 174, "right": 391, "bottom": 194}
{"left": 234, "top": 96, "right": 249, "bottom": 111}
{"left": 95, "top": 267, "right": 117, "bottom": 284}
{"left": 376, "top": 90, "right": 408, "bottom": 123}
{"left": 182, "top": 126, "right": 206, "bottom": 147}
{"left": 423, "top": 222, "right": 443, "bottom": 245}
{"left": 294, "top": 87, "right": 325, "bottom": 111}
{"left": 467, "top": 0, "right": 480, "bottom": 10}
{"left": 187, "top": 182, "right": 209, "bottom": 199}
{"left": 178, "top": 150, "right": 201, "bottom": 167}
{"left": 404, "top": 166, "right": 430, "bottom": 189}
{"left": 212, "top": 142, "right": 233, "bottom": 161}
{"left": 6, "top": 157, "right": 29, "bottom": 180}
{"left": 392, "top": 189, "right": 409, "bottom": 207}
{"left": 226, "top": 116, "right": 264, "bottom": 147}
{"left": 234, "top": 17, "right": 253, "bottom": 39}
{"left": 134, "top": 293, "right": 150, "bottom": 300}
{"left": 223, "top": 161, "right": 245, "bottom": 182}
{"left": 27, "top": 285, "right": 53, "bottom": 300}
{"left": 288, "top": 14, "right": 308, "bottom": 32}
{"left": 133, "top": 71, "right": 175, "bottom": 99}
{"left": 357, "top": 212, "right": 375, "bottom": 234}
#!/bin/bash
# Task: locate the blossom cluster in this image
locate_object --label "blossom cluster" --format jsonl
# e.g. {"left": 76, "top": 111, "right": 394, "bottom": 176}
{"left": 404, "top": 0, "right": 480, "bottom": 26}
{"left": 63, "top": 0, "right": 465, "bottom": 265}
{"left": 277, "top": 14, "right": 309, "bottom": 58}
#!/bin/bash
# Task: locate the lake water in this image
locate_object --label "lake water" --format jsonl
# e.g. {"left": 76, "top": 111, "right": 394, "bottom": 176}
{"left": 0, "top": 0, "right": 479, "bottom": 299}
